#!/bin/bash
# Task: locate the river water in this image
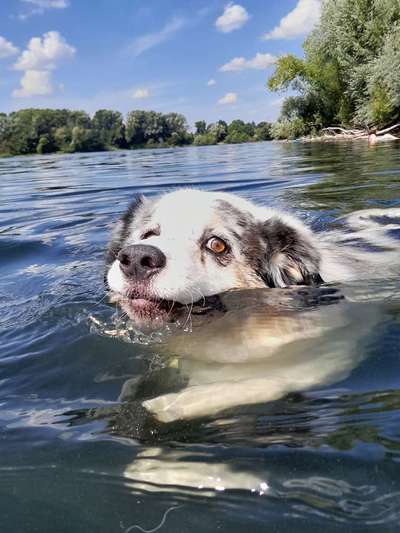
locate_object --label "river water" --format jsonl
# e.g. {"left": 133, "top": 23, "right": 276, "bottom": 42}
{"left": 1, "top": 141, "right": 400, "bottom": 532}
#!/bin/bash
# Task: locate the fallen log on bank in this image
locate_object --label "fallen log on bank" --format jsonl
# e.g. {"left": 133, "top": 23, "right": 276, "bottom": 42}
{"left": 309, "top": 124, "right": 400, "bottom": 142}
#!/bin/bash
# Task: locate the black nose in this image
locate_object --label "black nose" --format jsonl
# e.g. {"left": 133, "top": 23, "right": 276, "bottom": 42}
{"left": 117, "top": 245, "right": 166, "bottom": 280}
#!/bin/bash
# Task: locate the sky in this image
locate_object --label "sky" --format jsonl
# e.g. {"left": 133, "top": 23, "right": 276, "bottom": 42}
{"left": 0, "top": 0, "right": 321, "bottom": 126}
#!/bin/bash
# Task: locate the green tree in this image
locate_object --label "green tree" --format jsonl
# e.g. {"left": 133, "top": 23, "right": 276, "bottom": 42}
{"left": 267, "top": 0, "right": 400, "bottom": 135}
{"left": 70, "top": 126, "right": 102, "bottom": 152}
{"left": 0, "top": 113, "right": 11, "bottom": 154}
{"left": 193, "top": 133, "right": 217, "bottom": 146}
{"left": 68, "top": 110, "right": 91, "bottom": 129}
{"left": 92, "top": 109, "right": 125, "bottom": 148}
{"left": 207, "top": 120, "right": 228, "bottom": 142}
{"left": 254, "top": 121, "right": 272, "bottom": 141}
{"left": 125, "top": 110, "right": 165, "bottom": 146}
{"left": 37, "top": 134, "right": 55, "bottom": 154}
{"left": 164, "top": 112, "right": 191, "bottom": 145}
{"left": 224, "top": 120, "right": 254, "bottom": 143}
{"left": 195, "top": 120, "right": 206, "bottom": 135}
{"left": 125, "top": 110, "right": 146, "bottom": 146}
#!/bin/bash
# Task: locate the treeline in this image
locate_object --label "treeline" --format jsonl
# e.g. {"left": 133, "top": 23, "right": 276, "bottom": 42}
{"left": 193, "top": 119, "right": 272, "bottom": 145}
{"left": 268, "top": 0, "right": 400, "bottom": 139}
{"left": 0, "top": 108, "right": 272, "bottom": 156}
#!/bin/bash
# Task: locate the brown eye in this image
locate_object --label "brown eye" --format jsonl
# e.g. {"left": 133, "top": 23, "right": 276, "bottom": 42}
{"left": 206, "top": 237, "right": 227, "bottom": 254}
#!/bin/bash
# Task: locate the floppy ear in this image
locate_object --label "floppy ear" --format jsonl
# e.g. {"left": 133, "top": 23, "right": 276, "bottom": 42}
{"left": 258, "top": 217, "right": 323, "bottom": 288}
{"left": 105, "top": 195, "right": 145, "bottom": 267}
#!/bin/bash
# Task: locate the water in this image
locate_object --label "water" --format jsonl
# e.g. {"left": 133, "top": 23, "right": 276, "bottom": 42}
{"left": 1, "top": 141, "right": 400, "bottom": 532}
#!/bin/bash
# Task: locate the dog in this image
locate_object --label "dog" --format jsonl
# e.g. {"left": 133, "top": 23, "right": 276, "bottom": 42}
{"left": 104, "top": 189, "right": 400, "bottom": 424}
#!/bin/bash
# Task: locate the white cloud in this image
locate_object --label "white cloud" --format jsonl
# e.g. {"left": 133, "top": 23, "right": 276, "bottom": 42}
{"left": 14, "top": 31, "right": 75, "bottom": 71}
{"left": 12, "top": 31, "right": 75, "bottom": 97}
{"left": 220, "top": 52, "right": 276, "bottom": 72}
{"left": 22, "top": 0, "right": 70, "bottom": 7}
{"left": 218, "top": 92, "right": 237, "bottom": 105}
{"left": 262, "top": 0, "right": 321, "bottom": 40}
{"left": 18, "top": 0, "right": 69, "bottom": 19}
{"left": 0, "top": 36, "right": 19, "bottom": 58}
{"left": 220, "top": 57, "right": 246, "bottom": 71}
{"left": 207, "top": 79, "right": 216, "bottom": 86}
{"left": 215, "top": 3, "right": 249, "bottom": 33}
{"left": 128, "top": 17, "right": 186, "bottom": 57}
{"left": 132, "top": 87, "right": 150, "bottom": 99}
{"left": 247, "top": 53, "right": 277, "bottom": 69}
{"left": 12, "top": 70, "right": 53, "bottom": 97}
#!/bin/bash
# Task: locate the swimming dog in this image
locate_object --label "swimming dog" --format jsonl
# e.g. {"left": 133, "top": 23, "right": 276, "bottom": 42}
{"left": 104, "top": 189, "right": 400, "bottom": 423}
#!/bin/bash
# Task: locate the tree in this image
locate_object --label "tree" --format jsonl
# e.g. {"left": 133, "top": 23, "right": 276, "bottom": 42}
{"left": 254, "top": 121, "right": 272, "bottom": 141}
{"left": 360, "top": 23, "right": 400, "bottom": 125}
{"left": 267, "top": 0, "right": 400, "bottom": 134}
{"left": 195, "top": 120, "right": 206, "bottom": 135}
{"left": 164, "top": 112, "right": 191, "bottom": 145}
{"left": 125, "top": 110, "right": 147, "bottom": 146}
{"left": 70, "top": 126, "right": 102, "bottom": 152}
{"left": 0, "top": 113, "right": 11, "bottom": 154}
{"left": 68, "top": 110, "right": 91, "bottom": 129}
{"left": 224, "top": 120, "right": 254, "bottom": 143}
{"left": 92, "top": 109, "right": 125, "bottom": 148}
{"left": 125, "top": 110, "right": 192, "bottom": 147}
{"left": 206, "top": 120, "right": 228, "bottom": 143}
{"left": 37, "top": 134, "right": 55, "bottom": 154}
{"left": 125, "top": 110, "right": 166, "bottom": 146}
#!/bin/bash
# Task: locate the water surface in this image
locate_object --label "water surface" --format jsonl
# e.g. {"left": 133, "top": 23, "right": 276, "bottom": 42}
{"left": 1, "top": 142, "right": 400, "bottom": 532}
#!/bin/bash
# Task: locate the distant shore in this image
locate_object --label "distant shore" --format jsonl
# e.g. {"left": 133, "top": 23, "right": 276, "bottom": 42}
{"left": 0, "top": 108, "right": 273, "bottom": 158}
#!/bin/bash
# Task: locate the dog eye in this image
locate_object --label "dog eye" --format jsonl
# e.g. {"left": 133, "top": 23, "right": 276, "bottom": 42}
{"left": 206, "top": 237, "right": 227, "bottom": 254}
{"left": 141, "top": 228, "right": 159, "bottom": 240}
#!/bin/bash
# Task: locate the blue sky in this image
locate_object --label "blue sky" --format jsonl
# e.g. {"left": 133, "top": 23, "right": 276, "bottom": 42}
{"left": 0, "top": 0, "right": 321, "bottom": 126}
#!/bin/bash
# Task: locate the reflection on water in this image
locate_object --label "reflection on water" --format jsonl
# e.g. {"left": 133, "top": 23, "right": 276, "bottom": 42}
{"left": 1, "top": 142, "right": 400, "bottom": 532}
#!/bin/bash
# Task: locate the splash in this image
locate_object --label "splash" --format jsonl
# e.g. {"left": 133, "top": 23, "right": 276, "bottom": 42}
{"left": 88, "top": 313, "right": 179, "bottom": 345}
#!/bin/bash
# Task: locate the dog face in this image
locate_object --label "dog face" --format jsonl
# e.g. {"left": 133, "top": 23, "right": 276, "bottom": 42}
{"left": 105, "top": 189, "right": 322, "bottom": 324}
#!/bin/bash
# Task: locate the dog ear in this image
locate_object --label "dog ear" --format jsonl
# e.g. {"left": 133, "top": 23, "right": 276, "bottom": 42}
{"left": 105, "top": 195, "right": 145, "bottom": 266}
{"left": 258, "top": 217, "right": 323, "bottom": 288}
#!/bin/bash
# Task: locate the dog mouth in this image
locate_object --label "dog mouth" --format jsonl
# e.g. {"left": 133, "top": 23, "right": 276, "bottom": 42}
{"left": 109, "top": 288, "right": 224, "bottom": 325}
{"left": 126, "top": 296, "right": 182, "bottom": 314}
{"left": 118, "top": 294, "right": 182, "bottom": 323}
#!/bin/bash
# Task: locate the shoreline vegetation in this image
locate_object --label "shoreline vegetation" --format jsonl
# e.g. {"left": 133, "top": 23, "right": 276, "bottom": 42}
{"left": 267, "top": 0, "right": 400, "bottom": 143}
{"left": 0, "top": 108, "right": 273, "bottom": 157}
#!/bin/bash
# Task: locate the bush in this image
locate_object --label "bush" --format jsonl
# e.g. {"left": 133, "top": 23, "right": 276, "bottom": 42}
{"left": 70, "top": 127, "right": 103, "bottom": 152}
{"left": 271, "top": 118, "right": 306, "bottom": 140}
{"left": 193, "top": 133, "right": 217, "bottom": 146}
{"left": 224, "top": 131, "right": 251, "bottom": 144}
{"left": 254, "top": 121, "right": 272, "bottom": 141}
{"left": 36, "top": 134, "right": 55, "bottom": 154}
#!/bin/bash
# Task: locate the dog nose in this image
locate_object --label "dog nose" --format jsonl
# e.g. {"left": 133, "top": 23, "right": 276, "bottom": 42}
{"left": 117, "top": 245, "right": 166, "bottom": 280}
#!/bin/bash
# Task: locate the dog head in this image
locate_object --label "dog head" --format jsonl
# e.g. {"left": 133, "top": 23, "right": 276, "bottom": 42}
{"left": 105, "top": 189, "right": 322, "bottom": 324}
